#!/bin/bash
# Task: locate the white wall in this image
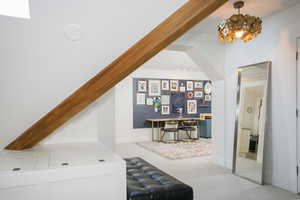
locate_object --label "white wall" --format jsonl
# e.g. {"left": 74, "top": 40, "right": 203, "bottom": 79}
{"left": 0, "top": 0, "right": 186, "bottom": 149}
{"left": 222, "top": 4, "right": 300, "bottom": 192}
{"left": 115, "top": 50, "right": 210, "bottom": 144}
{"left": 211, "top": 80, "right": 226, "bottom": 166}
{"left": 45, "top": 89, "right": 116, "bottom": 151}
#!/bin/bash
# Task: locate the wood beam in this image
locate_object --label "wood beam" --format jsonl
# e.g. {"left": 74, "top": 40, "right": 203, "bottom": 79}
{"left": 6, "top": 0, "right": 227, "bottom": 150}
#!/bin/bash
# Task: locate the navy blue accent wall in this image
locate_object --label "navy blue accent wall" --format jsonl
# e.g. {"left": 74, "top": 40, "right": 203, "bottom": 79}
{"left": 133, "top": 78, "right": 211, "bottom": 129}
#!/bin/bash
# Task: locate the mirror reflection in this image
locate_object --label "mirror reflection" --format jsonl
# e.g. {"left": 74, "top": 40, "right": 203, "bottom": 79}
{"left": 233, "top": 62, "right": 270, "bottom": 184}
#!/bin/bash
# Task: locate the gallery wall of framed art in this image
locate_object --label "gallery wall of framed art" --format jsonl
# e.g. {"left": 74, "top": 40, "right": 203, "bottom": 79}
{"left": 133, "top": 78, "right": 212, "bottom": 128}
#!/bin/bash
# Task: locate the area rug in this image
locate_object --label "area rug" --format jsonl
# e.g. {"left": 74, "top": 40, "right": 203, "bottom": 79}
{"left": 137, "top": 139, "right": 212, "bottom": 160}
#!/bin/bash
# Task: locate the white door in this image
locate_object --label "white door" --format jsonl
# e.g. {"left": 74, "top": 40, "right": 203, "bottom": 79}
{"left": 297, "top": 38, "right": 300, "bottom": 193}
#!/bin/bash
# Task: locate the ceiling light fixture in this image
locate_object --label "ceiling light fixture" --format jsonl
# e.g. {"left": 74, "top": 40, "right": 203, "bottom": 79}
{"left": 218, "top": 1, "right": 262, "bottom": 43}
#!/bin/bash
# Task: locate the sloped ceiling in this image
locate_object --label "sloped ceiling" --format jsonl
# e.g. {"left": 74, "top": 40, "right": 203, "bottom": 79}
{"left": 0, "top": 0, "right": 187, "bottom": 149}
{"left": 170, "top": 0, "right": 300, "bottom": 81}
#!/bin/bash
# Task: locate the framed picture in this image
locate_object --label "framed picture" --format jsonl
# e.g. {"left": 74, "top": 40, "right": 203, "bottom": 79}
{"left": 137, "top": 80, "right": 147, "bottom": 92}
{"left": 136, "top": 93, "right": 145, "bottom": 105}
{"left": 161, "top": 105, "right": 170, "bottom": 115}
{"left": 194, "top": 91, "right": 203, "bottom": 98}
{"left": 204, "top": 82, "right": 212, "bottom": 95}
{"left": 179, "top": 86, "right": 186, "bottom": 93}
{"left": 205, "top": 95, "right": 211, "bottom": 101}
{"left": 186, "top": 92, "right": 194, "bottom": 99}
{"left": 170, "top": 80, "right": 179, "bottom": 91}
{"left": 161, "top": 95, "right": 170, "bottom": 105}
{"left": 148, "top": 80, "right": 161, "bottom": 96}
{"left": 194, "top": 81, "right": 203, "bottom": 89}
{"left": 187, "top": 100, "right": 197, "bottom": 114}
{"left": 161, "top": 80, "right": 169, "bottom": 90}
{"left": 146, "top": 98, "right": 153, "bottom": 106}
{"left": 186, "top": 81, "right": 194, "bottom": 91}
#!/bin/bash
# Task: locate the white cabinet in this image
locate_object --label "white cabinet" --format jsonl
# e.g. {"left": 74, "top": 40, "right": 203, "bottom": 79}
{"left": 0, "top": 143, "right": 126, "bottom": 200}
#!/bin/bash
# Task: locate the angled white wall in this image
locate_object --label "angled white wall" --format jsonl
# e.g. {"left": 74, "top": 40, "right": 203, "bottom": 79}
{"left": 44, "top": 88, "right": 116, "bottom": 151}
{"left": 0, "top": 0, "right": 186, "bottom": 149}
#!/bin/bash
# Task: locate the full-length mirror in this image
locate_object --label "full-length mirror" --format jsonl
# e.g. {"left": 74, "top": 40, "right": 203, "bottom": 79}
{"left": 233, "top": 61, "right": 271, "bottom": 184}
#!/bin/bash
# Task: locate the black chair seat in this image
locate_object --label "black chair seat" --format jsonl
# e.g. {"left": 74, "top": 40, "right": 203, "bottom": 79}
{"left": 162, "top": 128, "right": 178, "bottom": 132}
{"left": 179, "top": 126, "right": 196, "bottom": 131}
{"left": 125, "top": 157, "right": 193, "bottom": 200}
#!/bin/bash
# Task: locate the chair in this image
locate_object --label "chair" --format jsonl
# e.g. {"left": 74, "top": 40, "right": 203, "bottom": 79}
{"left": 160, "top": 121, "right": 179, "bottom": 143}
{"left": 178, "top": 120, "right": 198, "bottom": 141}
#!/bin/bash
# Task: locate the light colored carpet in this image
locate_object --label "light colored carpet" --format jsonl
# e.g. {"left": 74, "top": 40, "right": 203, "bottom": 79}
{"left": 137, "top": 139, "right": 212, "bottom": 159}
{"left": 116, "top": 143, "right": 297, "bottom": 200}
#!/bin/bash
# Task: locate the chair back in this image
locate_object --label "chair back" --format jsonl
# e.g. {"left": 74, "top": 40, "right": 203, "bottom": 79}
{"left": 183, "top": 120, "right": 197, "bottom": 127}
{"left": 165, "top": 121, "right": 178, "bottom": 129}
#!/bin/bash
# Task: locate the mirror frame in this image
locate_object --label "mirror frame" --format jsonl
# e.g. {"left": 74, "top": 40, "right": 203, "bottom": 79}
{"left": 232, "top": 61, "right": 271, "bottom": 185}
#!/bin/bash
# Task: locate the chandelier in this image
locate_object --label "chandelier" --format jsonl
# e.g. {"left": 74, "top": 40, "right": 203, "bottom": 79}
{"left": 218, "top": 1, "right": 262, "bottom": 43}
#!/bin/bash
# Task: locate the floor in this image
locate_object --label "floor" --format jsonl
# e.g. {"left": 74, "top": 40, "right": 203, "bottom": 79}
{"left": 116, "top": 143, "right": 298, "bottom": 200}
{"left": 236, "top": 156, "right": 262, "bottom": 183}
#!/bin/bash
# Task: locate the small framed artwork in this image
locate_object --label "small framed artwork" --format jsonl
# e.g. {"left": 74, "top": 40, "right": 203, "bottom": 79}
{"left": 187, "top": 92, "right": 194, "bottom": 99}
{"left": 204, "top": 82, "right": 212, "bottom": 95}
{"left": 194, "top": 81, "right": 203, "bottom": 89}
{"left": 148, "top": 80, "right": 161, "bottom": 96}
{"left": 161, "top": 105, "right": 170, "bottom": 115}
{"left": 205, "top": 95, "right": 211, "bottom": 101}
{"left": 136, "top": 93, "right": 145, "bottom": 105}
{"left": 186, "top": 81, "right": 194, "bottom": 91}
{"left": 146, "top": 98, "right": 153, "bottom": 106}
{"left": 137, "top": 80, "right": 147, "bottom": 92}
{"left": 179, "top": 86, "right": 186, "bottom": 93}
{"left": 161, "top": 80, "right": 169, "bottom": 90}
{"left": 194, "top": 91, "right": 203, "bottom": 98}
{"left": 187, "top": 100, "right": 197, "bottom": 114}
{"left": 161, "top": 95, "right": 170, "bottom": 105}
{"left": 170, "top": 80, "right": 179, "bottom": 91}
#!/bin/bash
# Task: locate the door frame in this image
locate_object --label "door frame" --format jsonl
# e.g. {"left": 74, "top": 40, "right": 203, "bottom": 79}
{"left": 296, "top": 37, "right": 300, "bottom": 193}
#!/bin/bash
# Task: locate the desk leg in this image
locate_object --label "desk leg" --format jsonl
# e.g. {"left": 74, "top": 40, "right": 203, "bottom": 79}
{"left": 157, "top": 122, "right": 160, "bottom": 142}
{"left": 197, "top": 121, "right": 200, "bottom": 140}
{"left": 152, "top": 121, "right": 154, "bottom": 142}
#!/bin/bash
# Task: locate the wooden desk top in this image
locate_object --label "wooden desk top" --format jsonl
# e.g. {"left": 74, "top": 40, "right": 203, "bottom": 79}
{"left": 145, "top": 118, "right": 202, "bottom": 122}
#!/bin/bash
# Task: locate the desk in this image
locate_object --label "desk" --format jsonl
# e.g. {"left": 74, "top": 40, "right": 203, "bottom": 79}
{"left": 145, "top": 118, "right": 202, "bottom": 142}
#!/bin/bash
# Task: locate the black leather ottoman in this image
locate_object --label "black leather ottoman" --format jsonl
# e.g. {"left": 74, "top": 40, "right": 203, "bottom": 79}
{"left": 125, "top": 157, "right": 193, "bottom": 200}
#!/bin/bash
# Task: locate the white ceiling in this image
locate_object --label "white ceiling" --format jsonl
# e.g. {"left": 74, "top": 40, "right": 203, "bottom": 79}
{"left": 141, "top": 50, "right": 202, "bottom": 72}
{"left": 175, "top": 0, "right": 300, "bottom": 44}
{"left": 211, "top": 0, "right": 300, "bottom": 20}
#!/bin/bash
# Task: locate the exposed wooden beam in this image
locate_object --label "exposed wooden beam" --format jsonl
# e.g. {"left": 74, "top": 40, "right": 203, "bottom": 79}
{"left": 6, "top": 0, "right": 227, "bottom": 150}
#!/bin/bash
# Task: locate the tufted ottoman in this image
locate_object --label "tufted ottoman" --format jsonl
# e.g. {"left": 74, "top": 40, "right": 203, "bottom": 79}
{"left": 125, "top": 157, "right": 193, "bottom": 200}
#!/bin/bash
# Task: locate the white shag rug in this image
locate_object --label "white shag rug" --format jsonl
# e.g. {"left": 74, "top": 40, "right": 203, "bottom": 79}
{"left": 137, "top": 139, "right": 212, "bottom": 160}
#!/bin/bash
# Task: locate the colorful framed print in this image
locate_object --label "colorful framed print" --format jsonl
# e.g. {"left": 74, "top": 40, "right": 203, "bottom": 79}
{"left": 194, "top": 91, "right": 203, "bottom": 98}
{"left": 170, "top": 80, "right": 179, "bottom": 91}
{"left": 146, "top": 98, "right": 153, "bottom": 106}
{"left": 137, "top": 80, "right": 147, "bottom": 92}
{"left": 205, "top": 95, "right": 211, "bottom": 101}
{"left": 161, "top": 95, "right": 170, "bottom": 105}
{"left": 194, "top": 81, "right": 203, "bottom": 89}
{"left": 148, "top": 80, "right": 161, "bottom": 96}
{"left": 187, "top": 100, "right": 197, "bottom": 114}
{"left": 186, "top": 81, "right": 194, "bottom": 91}
{"left": 161, "top": 80, "right": 169, "bottom": 90}
{"left": 187, "top": 92, "right": 194, "bottom": 99}
{"left": 161, "top": 105, "right": 170, "bottom": 115}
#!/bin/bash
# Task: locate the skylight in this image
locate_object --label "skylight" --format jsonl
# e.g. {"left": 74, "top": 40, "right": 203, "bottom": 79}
{"left": 0, "top": 0, "right": 30, "bottom": 19}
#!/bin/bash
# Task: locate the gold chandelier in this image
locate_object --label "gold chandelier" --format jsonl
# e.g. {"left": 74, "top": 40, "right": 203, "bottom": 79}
{"left": 218, "top": 1, "right": 262, "bottom": 43}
